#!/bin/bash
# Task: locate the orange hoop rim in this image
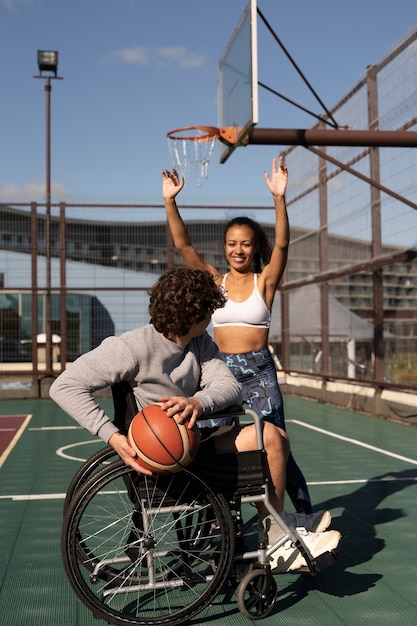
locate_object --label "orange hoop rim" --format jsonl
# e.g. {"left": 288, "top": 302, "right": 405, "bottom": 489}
{"left": 167, "top": 125, "right": 220, "bottom": 142}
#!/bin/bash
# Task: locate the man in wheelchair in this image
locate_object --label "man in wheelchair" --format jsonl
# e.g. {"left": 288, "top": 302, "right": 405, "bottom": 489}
{"left": 51, "top": 267, "right": 341, "bottom": 574}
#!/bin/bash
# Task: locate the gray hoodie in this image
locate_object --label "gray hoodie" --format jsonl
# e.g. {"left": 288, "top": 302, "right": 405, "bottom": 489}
{"left": 49, "top": 324, "right": 242, "bottom": 443}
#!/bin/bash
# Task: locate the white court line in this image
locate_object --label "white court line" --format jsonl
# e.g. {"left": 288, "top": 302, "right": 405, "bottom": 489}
{"left": 3, "top": 419, "right": 415, "bottom": 502}
{"left": 0, "top": 414, "right": 32, "bottom": 469}
{"left": 1, "top": 476, "right": 416, "bottom": 502}
{"left": 56, "top": 439, "right": 103, "bottom": 462}
{"left": 0, "top": 493, "right": 67, "bottom": 501}
{"left": 29, "top": 426, "right": 82, "bottom": 430}
{"left": 308, "top": 477, "right": 417, "bottom": 486}
{"left": 289, "top": 419, "right": 417, "bottom": 466}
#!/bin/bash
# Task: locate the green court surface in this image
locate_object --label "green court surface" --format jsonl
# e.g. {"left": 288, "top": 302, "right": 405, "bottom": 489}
{"left": 1, "top": 395, "right": 417, "bottom": 626}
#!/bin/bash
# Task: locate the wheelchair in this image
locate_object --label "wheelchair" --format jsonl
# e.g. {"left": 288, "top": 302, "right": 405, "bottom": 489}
{"left": 61, "top": 384, "right": 338, "bottom": 625}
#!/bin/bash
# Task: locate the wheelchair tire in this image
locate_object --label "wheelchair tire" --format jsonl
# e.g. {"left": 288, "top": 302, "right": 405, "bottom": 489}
{"left": 237, "top": 567, "right": 277, "bottom": 619}
{"left": 62, "top": 460, "right": 235, "bottom": 626}
{"left": 63, "top": 444, "right": 117, "bottom": 511}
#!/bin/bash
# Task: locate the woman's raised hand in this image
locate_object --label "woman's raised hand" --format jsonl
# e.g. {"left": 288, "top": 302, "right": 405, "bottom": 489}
{"left": 162, "top": 168, "right": 185, "bottom": 199}
{"left": 264, "top": 155, "right": 288, "bottom": 198}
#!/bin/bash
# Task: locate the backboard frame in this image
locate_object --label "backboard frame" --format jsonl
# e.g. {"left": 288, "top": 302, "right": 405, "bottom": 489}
{"left": 217, "top": 0, "right": 259, "bottom": 164}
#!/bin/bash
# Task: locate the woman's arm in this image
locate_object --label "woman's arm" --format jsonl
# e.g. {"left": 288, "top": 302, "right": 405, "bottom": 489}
{"left": 162, "top": 169, "right": 220, "bottom": 278}
{"left": 260, "top": 155, "right": 290, "bottom": 308}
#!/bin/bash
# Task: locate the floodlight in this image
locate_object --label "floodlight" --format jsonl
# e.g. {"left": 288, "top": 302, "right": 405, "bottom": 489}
{"left": 37, "top": 50, "right": 58, "bottom": 75}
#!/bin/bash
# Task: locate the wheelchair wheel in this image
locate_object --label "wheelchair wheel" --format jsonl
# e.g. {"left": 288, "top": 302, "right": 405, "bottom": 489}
{"left": 237, "top": 567, "right": 277, "bottom": 619}
{"left": 63, "top": 444, "right": 117, "bottom": 511}
{"left": 62, "top": 460, "right": 235, "bottom": 626}
{"left": 63, "top": 445, "right": 120, "bottom": 569}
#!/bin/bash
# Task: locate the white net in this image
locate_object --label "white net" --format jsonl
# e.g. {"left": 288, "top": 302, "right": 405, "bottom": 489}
{"left": 167, "top": 127, "right": 218, "bottom": 187}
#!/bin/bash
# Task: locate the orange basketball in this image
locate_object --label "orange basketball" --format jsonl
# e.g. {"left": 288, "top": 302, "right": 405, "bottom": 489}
{"left": 127, "top": 404, "right": 200, "bottom": 474}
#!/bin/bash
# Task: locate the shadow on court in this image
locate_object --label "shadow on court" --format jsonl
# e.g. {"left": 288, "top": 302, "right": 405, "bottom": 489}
{"left": 190, "top": 467, "right": 417, "bottom": 624}
{"left": 271, "top": 468, "right": 417, "bottom": 612}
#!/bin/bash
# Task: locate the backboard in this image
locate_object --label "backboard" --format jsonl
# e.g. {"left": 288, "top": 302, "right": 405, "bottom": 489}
{"left": 218, "top": 0, "right": 259, "bottom": 164}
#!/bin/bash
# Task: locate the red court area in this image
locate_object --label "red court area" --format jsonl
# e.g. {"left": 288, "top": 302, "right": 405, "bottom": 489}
{"left": 0, "top": 414, "right": 32, "bottom": 462}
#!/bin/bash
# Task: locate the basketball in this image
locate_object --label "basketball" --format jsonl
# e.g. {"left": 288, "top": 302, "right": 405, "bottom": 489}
{"left": 127, "top": 404, "right": 200, "bottom": 474}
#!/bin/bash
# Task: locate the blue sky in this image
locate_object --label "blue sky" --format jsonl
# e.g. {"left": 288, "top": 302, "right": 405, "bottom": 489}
{"left": 1, "top": 0, "right": 417, "bottom": 204}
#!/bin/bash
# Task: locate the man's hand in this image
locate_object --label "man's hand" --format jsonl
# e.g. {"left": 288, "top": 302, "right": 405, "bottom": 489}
{"left": 108, "top": 431, "right": 153, "bottom": 475}
{"left": 158, "top": 395, "right": 204, "bottom": 428}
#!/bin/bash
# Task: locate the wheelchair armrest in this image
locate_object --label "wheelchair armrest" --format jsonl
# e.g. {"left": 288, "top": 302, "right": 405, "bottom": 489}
{"left": 201, "top": 405, "right": 264, "bottom": 451}
{"left": 205, "top": 404, "right": 244, "bottom": 417}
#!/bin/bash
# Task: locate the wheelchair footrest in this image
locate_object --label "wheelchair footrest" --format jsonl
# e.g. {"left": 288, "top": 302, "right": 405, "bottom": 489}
{"left": 299, "top": 548, "right": 339, "bottom": 575}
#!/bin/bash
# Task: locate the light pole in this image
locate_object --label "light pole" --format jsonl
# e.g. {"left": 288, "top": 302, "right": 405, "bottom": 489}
{"left": 34, "top": 50, "right": 63, "bottom": 376}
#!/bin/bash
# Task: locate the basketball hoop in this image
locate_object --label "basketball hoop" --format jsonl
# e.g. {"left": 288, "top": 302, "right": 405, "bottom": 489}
{"left": 167, "top": 126, "right": 220, "bottom": 188}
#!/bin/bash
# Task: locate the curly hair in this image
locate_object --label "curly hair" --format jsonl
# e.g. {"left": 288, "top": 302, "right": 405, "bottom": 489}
{"left": 149, "top": 268, "right": 226, "bottom": 338}
{"left": 224, "top": 217, "right": 272, "bottom": 273}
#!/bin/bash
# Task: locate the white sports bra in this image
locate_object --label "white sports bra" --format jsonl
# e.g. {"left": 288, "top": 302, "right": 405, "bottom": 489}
{"left": 212, "top": 273, "right": 271, "bottom": 328}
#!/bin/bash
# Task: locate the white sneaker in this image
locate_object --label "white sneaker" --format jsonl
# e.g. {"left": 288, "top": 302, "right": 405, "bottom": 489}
{"left": 269, "top": 527, "right": 341, "bottom": 573}
{"left": 284, "top": 510, "right": 332, "bottom": 533}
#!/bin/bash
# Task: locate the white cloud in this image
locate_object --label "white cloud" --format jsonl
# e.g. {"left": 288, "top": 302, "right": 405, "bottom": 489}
{"left": 2, "top": 0, "right": 35, "bottom": 10}
{"left": 106, "top": 45, "right": 207, "bottom": 69}
{"left": 108, "top": 46, "right": 151, "bottom": 65}
{"left": 154, "top": 46, "right": 207, "bottom": 68}
{"left": 0, "top": 180, "right": 67, "bottom": 200}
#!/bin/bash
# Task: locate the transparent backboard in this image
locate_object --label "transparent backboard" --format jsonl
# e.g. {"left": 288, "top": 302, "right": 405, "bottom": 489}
{"left": 218, "top": 0, "right": 258, "bottom": 164}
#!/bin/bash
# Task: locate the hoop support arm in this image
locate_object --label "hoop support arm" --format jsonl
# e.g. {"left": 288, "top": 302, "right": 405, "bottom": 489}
{"left": 247, "top": 127, "right": 417, "bottom": 148}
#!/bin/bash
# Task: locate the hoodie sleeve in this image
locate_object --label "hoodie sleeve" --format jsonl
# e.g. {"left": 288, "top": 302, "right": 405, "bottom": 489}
{"left": 49, "top": 336, "right": 138, "bottom": 443}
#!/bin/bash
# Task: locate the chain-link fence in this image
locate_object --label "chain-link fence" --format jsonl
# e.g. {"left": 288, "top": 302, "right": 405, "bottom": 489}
{"left": 1, "top": 27, "right": 417, "bottom": 412}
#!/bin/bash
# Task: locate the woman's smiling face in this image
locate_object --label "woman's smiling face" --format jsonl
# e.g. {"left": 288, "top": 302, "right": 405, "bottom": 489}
{"left": 224, "top": 224, "right": 256, "bottom": 272}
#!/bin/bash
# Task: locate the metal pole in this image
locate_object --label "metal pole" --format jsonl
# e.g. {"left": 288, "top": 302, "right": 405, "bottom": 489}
{"left": 45, "top": 76, "right": 53, "bottom": 375}
{"left": 318, "top": 137, "right": 330, "bottom": 377}
{"left": 367, "top": 65, "right": 385, "bottom": 386}
{"left": 34, "top": 54, "right": 62, "bottom": 380}
{"left": 30, "top": 202, "right": 39, "bottom": 389}
{"left": 59, "top": 202, "right": 67, "bottom": 372}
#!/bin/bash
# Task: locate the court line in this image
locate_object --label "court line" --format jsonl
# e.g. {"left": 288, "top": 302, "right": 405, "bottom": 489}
{"left": 0, "top": 493, "right": 67, "bottom": 501}
{"left": 56, "top": 439, "right": 103, "bottom": 462}
{"left": 0, "top": 414, "right": 33, "bottom": 469}
{"left": 308, "top": 477, "right": 417, "bottom": 486}
{"left": 289, "top": 419, "right": 417, "bottom": 466}
{"left": 1, "top": 476, "right": 415, "bottom": 502}
{"left": 29, "top": 426, "right": 82, "bottom": 431}
{"left": 2, "top": 419, "right": 416, "bottom": 501}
